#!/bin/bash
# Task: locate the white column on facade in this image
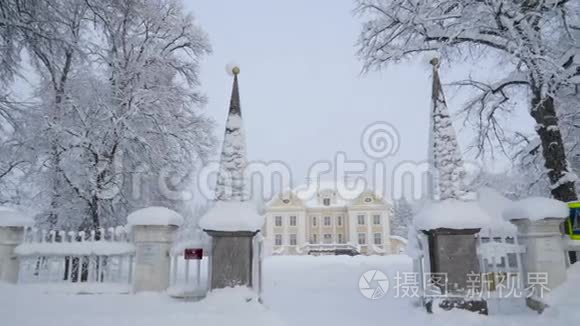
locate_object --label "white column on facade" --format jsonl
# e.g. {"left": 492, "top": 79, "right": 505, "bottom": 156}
{"left": 283, "top": 213, "right": 288, "bottom": 254}
{"left": 305, "top": 212, "right": 310, "bottom": 245}
{"left": 266, "top": 213, "right": 274, "bottom": 253}
{"left": 332, "top": 213, "right": 337, "bottom": 245}
{"left": 298, "top": 211, "right": 306, "bottom": 249}
{"left": 317, "top": 214, "right": 321, "bottom": 243}
{"left": 366, "top": 212, "right": 372, "bottom": 254}
{"left": 348, "top": 211, "right": 356, "bottom": 245}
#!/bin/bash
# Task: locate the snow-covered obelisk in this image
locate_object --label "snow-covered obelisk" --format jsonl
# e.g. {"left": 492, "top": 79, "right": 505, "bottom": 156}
{"left": 428, "top": 58, "right": 467, "bottom": 201}
{"left": 418, "top": 59, "right": 485, "bottom": 313}
{"left": 199, "top": 66, "right": 264, "bottom": 290}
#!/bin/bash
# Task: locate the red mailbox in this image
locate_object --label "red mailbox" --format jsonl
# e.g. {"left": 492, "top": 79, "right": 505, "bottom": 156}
{"left": 184, "top": 248, "right": 203, "bottom": 260}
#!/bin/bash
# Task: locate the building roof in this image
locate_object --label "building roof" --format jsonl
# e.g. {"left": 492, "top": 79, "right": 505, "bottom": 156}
{"left": 266, "top": 179, "right": 388, "bottom": 210}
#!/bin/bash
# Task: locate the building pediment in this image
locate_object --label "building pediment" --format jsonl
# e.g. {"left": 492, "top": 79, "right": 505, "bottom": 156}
{"left": 267, "top": 190, "right": 304, "bottom": 208}
{"left": 349, "top": 191, "right": 389, "bottom": 208}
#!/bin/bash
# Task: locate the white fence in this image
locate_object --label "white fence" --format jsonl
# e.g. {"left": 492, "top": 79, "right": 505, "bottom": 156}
{"left": 476, "top": 229, "right": 527, "bottom": 314}
{"left": 15, "top": 227, "right": 135, "bottom": 293}
{"left": 476, "top": 230, "right": 526, "bottom": 293}
{"left": 5, "top": 224, "right": 265, "bottom": 297}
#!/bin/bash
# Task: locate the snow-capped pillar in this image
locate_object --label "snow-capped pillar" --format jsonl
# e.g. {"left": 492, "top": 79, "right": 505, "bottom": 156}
{"left": 0, "top": 226, "right": 26, "bottom": 283}
{"left": 200, "top": 202, "right": 264, "bottom": 291}
{"left": 414, "top": 202, "right": 491, "bottom": 312}
{"left": 128, "top": 207, "right": 183, "bottom": 293}
{"left": 509, "top": 218, "right": 567, "bottom": 307}
{"left": 504, "top": 198, "right": 569, "bottom": 311}
{"left": 0, "top": 209, "right": 32, "bottom": 283}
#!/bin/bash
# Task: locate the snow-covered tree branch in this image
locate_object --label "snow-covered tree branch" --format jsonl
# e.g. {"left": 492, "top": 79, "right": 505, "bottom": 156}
{"left": 357, "top": 0, "right": 579, "bottom": 201}
{"left": 0, "top": 0, "right": 215, "bottom": 230}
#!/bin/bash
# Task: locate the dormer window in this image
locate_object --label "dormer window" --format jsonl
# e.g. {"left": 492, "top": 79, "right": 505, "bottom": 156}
{"left": 323, "top": 198, "right": 330, "bottom": 206}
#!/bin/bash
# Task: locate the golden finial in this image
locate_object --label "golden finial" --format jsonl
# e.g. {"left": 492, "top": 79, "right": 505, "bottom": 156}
{"left": 232, "top": 66, "right": 240, "bottom": 75}
{"left": 429, "top": 57, "right": 440, "bottom": 68}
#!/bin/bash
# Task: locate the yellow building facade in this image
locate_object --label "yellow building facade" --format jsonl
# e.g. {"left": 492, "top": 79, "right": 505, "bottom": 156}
{"left": 264, "top": 183, "right": 401, "bottom": 255}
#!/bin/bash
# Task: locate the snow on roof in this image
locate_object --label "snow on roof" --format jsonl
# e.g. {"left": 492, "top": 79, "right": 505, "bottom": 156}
{"left": 413, "top": 199, "right": 492, "bottom": 231}
{"left": 268, "top": 179, "right": 383, "bottom": 208}
{"left": 199, "top": 201, "right": 264, "bottom": 232}
{"left": 127, "top": 206, "right": 184, "bottom": 227}
{"left": 0, "top": 206, "right": 33, "bottom": 227}
{"left": 502, "top": 197, "right": 569, "bottom": 221}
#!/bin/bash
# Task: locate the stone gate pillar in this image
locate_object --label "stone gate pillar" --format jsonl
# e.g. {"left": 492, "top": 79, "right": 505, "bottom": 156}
{"left": 199, "top": 201, "right": 264, "bottom": 291}
{"left": 503, "top": 197, "right": 570, "bottom": 312}
{"left": 423, "top": 228, "right": 482, "bottom": 297}
{"left": 205, "top": 230, "right": 258, "bottom": 289}
{"left": 127, "top": 207, "right": 183, "bottom": 293}
{"left": 509, "top": 218, "right": 567, "bottom": 299}
{"left": 0, "top": 208, "right": 32, "bottom": 283}
{"left": 0, "top": 226, "right": 26, "bottom": 283}
{"left": 422, "top": 227, "right": 486, "bottom": 314}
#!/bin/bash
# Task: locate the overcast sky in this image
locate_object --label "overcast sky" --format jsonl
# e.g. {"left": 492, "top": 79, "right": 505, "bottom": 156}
{"left": 186, "top": 0, "right": 534, "bottom": 197}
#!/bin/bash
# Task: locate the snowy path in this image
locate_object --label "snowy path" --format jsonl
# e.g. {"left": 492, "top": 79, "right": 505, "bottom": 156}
{"left": 261, "top": 255, "right": 417, "bottom": 326}
{"left": 261, "top": 255, "right": 580, "bottom": 326}
{"left": 0, "top": 255, "right": 579, "bottom": 326}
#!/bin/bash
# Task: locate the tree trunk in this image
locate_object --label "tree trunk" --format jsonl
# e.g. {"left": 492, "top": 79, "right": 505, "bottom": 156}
{"left": 530, "top": 91, "right": 578, "bottom": 202}
{"left": 47, "top": 90, "right": 65, "bottom": 228}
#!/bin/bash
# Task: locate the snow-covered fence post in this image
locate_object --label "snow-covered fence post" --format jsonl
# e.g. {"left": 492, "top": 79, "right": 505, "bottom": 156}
{"left": 0, "top": 208, "right": 32, "bottom": 283}
{"left": 128, "top": 207, "right": 183, "bottom": 293}
{"left": 504, "top": 198, "right": 570, "bottom": 311}
{"left": 199, "top": 202, "right": 264, "bottom": 290}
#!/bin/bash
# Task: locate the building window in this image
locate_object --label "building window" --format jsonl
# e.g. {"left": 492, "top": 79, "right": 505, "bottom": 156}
{"left": 357, "top": 215, "right": 365, "bottom": 225}
{"left": 312, "top": 216, "right": 317, "bottom": 226}
{"left": 374, "top": 233, "right": 382, "bottom": 245}
{"left": 324, "top": 216, "right": 331, "bottom": 226}
{"left": 290, "top": 215, "right": 297, "bottom": 226}
{"left": 358, "top": 233, "right": 366, "bottom": 245}
{"left": 373, "top": 214, "right": 381, "bottom": 225}
{"left": 275, "top": 234, "right": 282, "bottom": 246}
{"left": 290, "top": 234, "right": 297, "bottom": 246}
{"left": 323, "top": 198, "right": 330, "bottom": 206}
{"left": 337, "top": 233, "right": 344, "bottom": 244}
{"left": 337, "top": 216, "right": 342, "bottom": 226}
{"left": 364, "top": 197, "right": 372, "bottom": 203}
{"left": 323, "top": 234, "right": 332, "bottom": 244}
{"left": 311, "top": 234, "right": 318, "bottom": 244}
{"left": 275, "top": 216, "right": 282, "bottom": 227}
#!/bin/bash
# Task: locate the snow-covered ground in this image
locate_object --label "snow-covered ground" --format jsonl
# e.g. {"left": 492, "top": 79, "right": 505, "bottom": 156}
{"left": 1, "top": 255, "right": 579, "bottom": 326}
